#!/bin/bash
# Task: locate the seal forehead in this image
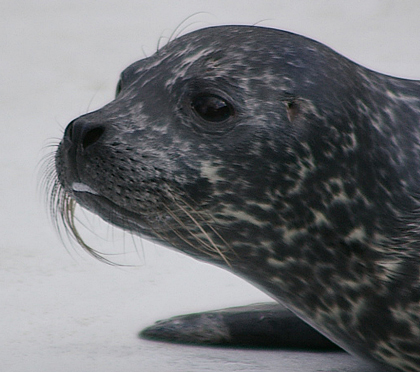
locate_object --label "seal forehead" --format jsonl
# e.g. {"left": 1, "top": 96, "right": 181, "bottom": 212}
{"left": 126, "top": 27, "right": 305, "bottom": 92}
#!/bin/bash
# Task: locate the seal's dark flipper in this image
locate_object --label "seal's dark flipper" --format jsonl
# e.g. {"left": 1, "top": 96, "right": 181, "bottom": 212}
{"left": 140, "top": 303, "right": 340, "bottom": 350}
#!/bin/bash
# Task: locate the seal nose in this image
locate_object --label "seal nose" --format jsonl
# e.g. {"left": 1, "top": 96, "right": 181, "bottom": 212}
{"left": 64, "top": 117, "right": 105, "bottom": 151}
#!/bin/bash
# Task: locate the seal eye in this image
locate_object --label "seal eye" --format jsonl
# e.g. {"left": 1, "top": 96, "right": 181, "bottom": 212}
{"left": 191, "top": 94, "right": 234, "bottom": 123}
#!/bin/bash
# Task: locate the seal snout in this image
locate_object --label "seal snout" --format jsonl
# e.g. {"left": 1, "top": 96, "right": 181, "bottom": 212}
{"left": 58, "top": 115, "right": 107, "bottom": 193}
{"left": 64, "top": 117, "right": 105, "bottom": 151}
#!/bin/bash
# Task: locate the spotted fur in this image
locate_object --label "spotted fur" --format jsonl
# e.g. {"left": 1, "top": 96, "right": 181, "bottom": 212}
{"left": 52, "top": 26, "right": 420, "bottom": 371}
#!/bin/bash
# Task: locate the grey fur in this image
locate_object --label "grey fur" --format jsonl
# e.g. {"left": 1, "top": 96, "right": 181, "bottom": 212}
{"left": 52, "top": 26, "right": 420, "bottom": 372}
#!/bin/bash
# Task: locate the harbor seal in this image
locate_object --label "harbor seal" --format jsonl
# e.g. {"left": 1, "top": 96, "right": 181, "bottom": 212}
{"left": 50, "top": 26, "right": 420, "bottom": 372}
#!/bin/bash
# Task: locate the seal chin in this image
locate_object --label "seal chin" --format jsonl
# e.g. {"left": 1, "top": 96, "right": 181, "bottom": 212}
{"left": 71, "top": 182, "right": 99, "bottom": 195}
{"left": 69, "top": 182, "right": 153, "bottom": 234}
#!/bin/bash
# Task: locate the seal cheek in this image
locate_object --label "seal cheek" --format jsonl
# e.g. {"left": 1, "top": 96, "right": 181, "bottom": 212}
{"left": 183, "top": 177, "right": 214, "bottom": 205}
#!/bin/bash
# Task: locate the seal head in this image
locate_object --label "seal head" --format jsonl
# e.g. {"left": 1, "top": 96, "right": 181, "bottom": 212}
{"left": 53, "top": 26, "right": 420, "bottom": 371}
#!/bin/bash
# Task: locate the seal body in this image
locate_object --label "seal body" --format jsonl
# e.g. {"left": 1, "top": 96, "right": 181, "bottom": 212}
{"left": 53, "top": 26, "right": 420, "bottom": 372}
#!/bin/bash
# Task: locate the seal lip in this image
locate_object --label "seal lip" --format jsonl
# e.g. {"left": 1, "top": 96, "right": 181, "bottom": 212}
{"left": 72, "top": 182, "right": 99, "bottom": 195}
{"left": 70, "top": 183, "right": 153, "bottom": 233}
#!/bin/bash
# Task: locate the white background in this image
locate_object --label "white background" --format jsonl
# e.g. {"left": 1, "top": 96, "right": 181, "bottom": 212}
{"left": 2, "top": 1, "right": 419, "bottom": 371}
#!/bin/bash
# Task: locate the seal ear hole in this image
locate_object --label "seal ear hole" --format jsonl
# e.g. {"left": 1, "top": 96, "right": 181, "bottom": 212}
{"left": 286, "top": 100, "right": 300, "bottom": 123}
{"left": 191, "top": 94, "right": 234, "bottom": 123}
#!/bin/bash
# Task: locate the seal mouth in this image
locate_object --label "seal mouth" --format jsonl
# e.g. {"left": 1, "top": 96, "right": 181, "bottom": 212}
{"left": 69, "top": 182, "right": 153, "bottom": 234}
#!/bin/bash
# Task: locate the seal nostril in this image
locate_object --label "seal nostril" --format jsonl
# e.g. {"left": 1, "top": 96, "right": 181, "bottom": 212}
{"left": 82, "top": 127, "right": 105, "bottom": 150}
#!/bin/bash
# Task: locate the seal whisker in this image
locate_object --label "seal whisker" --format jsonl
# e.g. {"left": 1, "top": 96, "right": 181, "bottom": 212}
{"left": 149, "top": 209, "right": 218, "bottom": 260}
{"left": 167, "top": 12, "right": 211, "bottom": 43}
{"left": 155, "top": 218, "right": 209, "bottom": 257}
{"left": 140, "top": 45, "right": 148, "bottom": 59}
{"left": 62, "top": 197, "right": 126, "bottom": 265}
{"left": 173, "top": 197, "right": 237, "bottom": 259}
{"left": 156, "top": 33, "right": 167, "bottom": 53}
{"left": 160, "top": 203, "right": 231, "bottom": 265}
{"left": 44, "top": 164, "right": 126, "bottom": 265}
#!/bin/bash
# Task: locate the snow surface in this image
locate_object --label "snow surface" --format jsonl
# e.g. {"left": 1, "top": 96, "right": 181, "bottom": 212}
{"left": 2, "top": 1, "right": 420, "bottom": 371}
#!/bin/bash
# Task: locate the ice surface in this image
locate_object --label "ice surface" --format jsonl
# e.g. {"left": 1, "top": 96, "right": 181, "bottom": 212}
{"left": 2, "top": 1, "right": 419, "bottom": 371}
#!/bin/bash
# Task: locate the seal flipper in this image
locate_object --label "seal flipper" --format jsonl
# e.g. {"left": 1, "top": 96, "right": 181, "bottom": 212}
{"left": 140, "top": 303, "right": 340, "bottom": 350}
